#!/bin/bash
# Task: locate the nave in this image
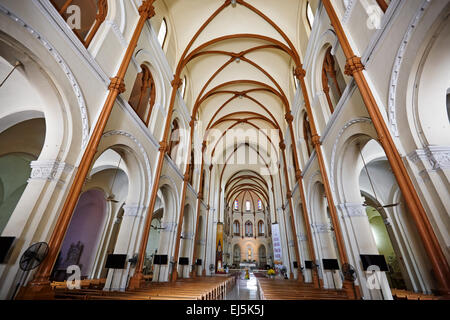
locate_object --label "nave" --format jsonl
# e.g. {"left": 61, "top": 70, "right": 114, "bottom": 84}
{"left": 0, "top": 0, "right": 449, "bottom": 302}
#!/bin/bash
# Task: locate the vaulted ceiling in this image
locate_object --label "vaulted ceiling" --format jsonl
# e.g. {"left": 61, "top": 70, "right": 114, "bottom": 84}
{"left": 154, "top": 0, "right": 313, "bottom": 210}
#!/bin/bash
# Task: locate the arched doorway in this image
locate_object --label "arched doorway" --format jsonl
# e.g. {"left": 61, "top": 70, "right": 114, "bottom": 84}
{"left": 144, "top": 202, "right": 163, "bottom": 279}
{"left": 52, "top": 189, "right": 107, "bottom": 281}
{"left": 258, "top": 245, "right": 267, "bottom": 268}
{"left": 0, "top": 118, "right": 45, "bottom": 234}
{"left": 233, "top": 244, "right": 241, "bottom": 267}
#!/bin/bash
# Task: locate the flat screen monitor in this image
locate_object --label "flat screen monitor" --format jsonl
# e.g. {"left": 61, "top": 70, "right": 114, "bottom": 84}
{"left": 360, "top": 254, "right": 389, "bottom": 272}
{"left": 179, "top": 257, "right": 189, "bottom": 265}
{"left": 304, "top": 260, "right": 313, "bottom": 269}
{"left": 322, "top": 259, "right": 339, "bottom": 270}
{"left": 105, "top": 254, "right": 127, "bottom": 269}
{"left": 154, "top": 254, "right": 168, "bottom": 265}
{"left": 0, "top": 237, "right": 15, "bottom": 264}
{"left": 195, "top": 259, "right": 202, "bottom": 266}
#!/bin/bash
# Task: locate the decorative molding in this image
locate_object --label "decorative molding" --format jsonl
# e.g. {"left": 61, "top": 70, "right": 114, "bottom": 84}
{"left": 0, "top": 4, "right": 90, "bottom": 148}
{"left": 28, "top": 160, "right": 74, "bottom": 184}
{"left": 123, "top": 204, "right": 146, "bottom": 218}
{"left": 298, "top": 234, "right": 308, "bottom": 241}
{"left": 336, "top": 203, "right": 367, "bottom": 219}
{"left": 408, "top": 146, "right": 450, "bottom": 171}
{"left": 104, "top": 20, "right": 127, "bottom": 47}
{"left": 330, "top": 118, "right": 372, "bottom": 194}
{"left": 161, "top": 221, "right": 177, "bottom": 232}
{"left": 342, "top": 0, "right": 357, "bottom": 24}
{"left": 181, "top": 232, "right": 194, "bottom": 240}
{"left": 388, "top": 0, "right": 432, "bottom": 137}
{"left": 311, "top": 223, "right": 331, "bottom": 234}
{"left": 103, "top": 130, "right": 152, "bottom": 183}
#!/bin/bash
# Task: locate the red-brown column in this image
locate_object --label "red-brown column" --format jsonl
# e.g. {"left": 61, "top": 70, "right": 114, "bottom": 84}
{"left": 323, "top": 0, "right": 450, "bottom": 295}
{"left": 16, "top": 0, "right": 156, "bottom": 299}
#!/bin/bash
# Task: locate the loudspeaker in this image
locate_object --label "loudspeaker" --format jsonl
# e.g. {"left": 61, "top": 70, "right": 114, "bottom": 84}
{"left": 154, "top": 254, "right": 168, "bottom": 265}
{"left": 322, "top": 259, "right": 339, "bottom": 270}
{"left": 105, "top": 254, "right": 127, "bottom": 269}
{"left": 195, "top": 259, "right": 202, "bottom": 266}
{"left": 179, "top": 257, "right": 189, "bottom": 265}
{"left": 360, "top": 254, "right": 389, "bottom": 271}
{"left": 0, "top": 237, "right": 15, "bottom": 264}
{"left": 304, "top": 260, "right": 313, "bottom": 269}
{"left": 293, "top": 261, "right": 298, "bottom": 269}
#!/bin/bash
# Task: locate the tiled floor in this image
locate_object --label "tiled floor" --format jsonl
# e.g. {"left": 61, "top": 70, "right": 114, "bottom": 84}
{"left": 226, "top": 271, "right": 260, "bottom": 300}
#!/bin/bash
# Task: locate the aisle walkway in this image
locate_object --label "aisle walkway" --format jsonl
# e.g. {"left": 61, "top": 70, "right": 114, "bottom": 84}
{"left": 225, "top": 271, "right": 260, "bottom": 300}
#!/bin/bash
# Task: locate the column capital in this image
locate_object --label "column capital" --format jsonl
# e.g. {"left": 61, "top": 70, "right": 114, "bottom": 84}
{"left": 108, "top": 76, "right": 126, "bottom": 93}
{"left": 279, "top": 141, "right": 286, "bottom": 150}
{"left": 183, "top": 173, "right": 190, "bottom": 182}
{"left": 311, "top": 134, "right": 321, "bottom": 147}
{"left": 295, "top": 170, "right": 303, "bottom": 180}
{"left": 294, "top": 66, "right": 306, "bottom": 79}
{"left": 138, "top": 0, "right": 156, "bottom": 19}
{"left": 285, "top": 112, "right": 294, "bottom": 123}
{"left": 159, "top": 141, "right": 167, "bottom": 152}
{"left": 202, "top": 141, "right": 207, "bottom": 151}
{"left": 344, "top": 56, "right": 365, "bottom": 76}
{"left": 209, "top": 164, "right": 213, "bottom": 171}
{"left": 189, "top": 118, "right": 195, "bottom": 127}
{"left": 171, "top": 75, "right": 183, "bottom": 88}
{"left": 286, "top": 191, "right": 292, "bottom": 199}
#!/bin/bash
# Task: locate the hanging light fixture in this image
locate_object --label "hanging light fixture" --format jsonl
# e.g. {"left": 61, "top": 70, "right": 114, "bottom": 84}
{"left": 357, "top": 143, "right": 400, "bottom": 210}
{"left": 0, "top": 61, "right": 22, "bottom": 87}
{"left": 106, "top": 156, "right": 122, "bottom": 203}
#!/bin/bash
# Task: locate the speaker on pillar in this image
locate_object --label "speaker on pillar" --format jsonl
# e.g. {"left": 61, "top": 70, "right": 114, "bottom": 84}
{"left": 0, "top": 237, "right": 15, "bottom": 264}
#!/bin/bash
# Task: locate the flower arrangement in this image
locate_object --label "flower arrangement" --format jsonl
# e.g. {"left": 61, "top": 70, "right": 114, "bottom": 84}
{"left": 267, "top": 269, "right": 276, "bottom": 276}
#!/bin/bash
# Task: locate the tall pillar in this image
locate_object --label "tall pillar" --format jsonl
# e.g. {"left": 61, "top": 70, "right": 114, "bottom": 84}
{"left": 190, "top": 143, "right": 207, "bottom": 278}
{"left": 279, "top": 142, "right": 302, "bottom": 282}
{"left": 202, "top": 165, "right": 214, "bottom": 276}
{"left": 323, "top": 0, "right": 450, "bottom": 295}
{"left": 16, "top": 0, "right": 156, "bottom": 299}
{"left": 294, "top": 65, "right": 357, "bottom": 297}
{"left": 285, "top": 112, "right": 319, "bottom": 287}
{"left": 170, "top": 118, "right": 196, "bottom": 282}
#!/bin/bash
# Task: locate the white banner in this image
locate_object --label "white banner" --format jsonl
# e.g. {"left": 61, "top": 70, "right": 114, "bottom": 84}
{"left": 271, "top": 223, "right": 283, "bottom": 264}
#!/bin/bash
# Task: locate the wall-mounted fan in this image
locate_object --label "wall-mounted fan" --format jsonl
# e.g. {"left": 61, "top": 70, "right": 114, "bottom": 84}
{"left": 12, "top": 242, "right": 49, "bottom": 300}
{"left": 341, "top": 263, "right": 359, "bottom": 299}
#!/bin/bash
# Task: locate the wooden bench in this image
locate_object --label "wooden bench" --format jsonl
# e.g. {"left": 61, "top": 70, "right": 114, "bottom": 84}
{"left": 257, "top": 278, "right": 349, "bottom": 300}
{"left": 54, "top": 276, "right": 234, "bottom": 301}
{"left": 391, "top": 289, "right": 439, "bottom": 300}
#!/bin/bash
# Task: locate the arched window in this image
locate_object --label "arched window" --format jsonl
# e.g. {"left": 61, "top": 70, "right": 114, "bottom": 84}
{"left": 128, "top": 65, "right": 156, "bottom": 125}
{"left": 303, "top": 113, "right": 313, "bottom": 157}
{"left": 188, "top": 150, "right": 194, "bottom": 185}
{"left": 51, "top": 0, "right": 108, "bottom": 48}
{"left": 257, "top": 199, "right": 262, "bottom": 211}
{"left": 245, "top": 200, "right": 251, "bottom": 212}
{"left": 180, "top": 76, "right": 187, "bottom": 99}
{"left": 258, "top": 220, "right": 264, "bottom": 236}
{"left": 306, "top": 2, "right": 315, "bottom": 29}
{"left": 245, "top": 221, "right": 253, "bottom": 237}
{"left": 234, "top": 200, "right": 239, "bottom": 210}
{"left": 158, "top": 18, "right": 167, "bottom": 48}
{"left": 322, "top": 48, "right": 344, "bottom": 114}
{"left": 168, "top": 120, "right": 180, "bottom": 160}
{"left": 293, "top": 67, "right": 299, "bottom": 90}
{"left": 233, "top": 220, "right": 240, "bottom": 236}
